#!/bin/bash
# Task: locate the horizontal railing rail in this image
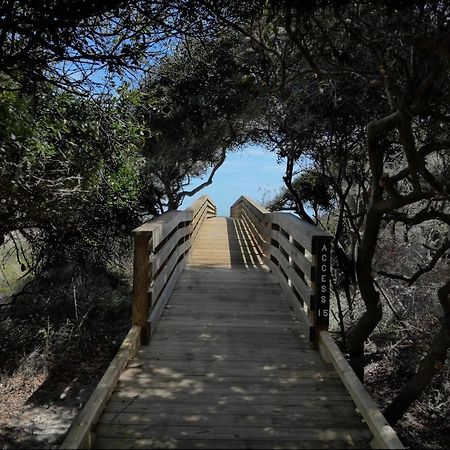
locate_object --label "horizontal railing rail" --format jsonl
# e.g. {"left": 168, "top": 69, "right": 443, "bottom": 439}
{"left": 231, "top": 195, "right": 332, "bottom": 343}
{"left": 132, "top": 195, "right": 216, "bottom": 343}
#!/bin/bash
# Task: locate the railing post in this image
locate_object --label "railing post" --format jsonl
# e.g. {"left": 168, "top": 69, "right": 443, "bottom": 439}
{"left": 310, "top": 235, "right": 332, "bottom": 345}
{"left": 132, "top": 230, "right": 152, "bottom": 345}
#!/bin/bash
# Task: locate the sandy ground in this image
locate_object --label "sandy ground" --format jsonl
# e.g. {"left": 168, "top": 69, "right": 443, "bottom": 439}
{"left": 0, "top": 371, "right": 90, "bottom": 449}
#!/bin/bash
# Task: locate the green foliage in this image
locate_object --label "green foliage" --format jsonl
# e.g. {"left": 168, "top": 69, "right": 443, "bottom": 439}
{"left": 0, "top": 82, "right": 145, "bottom": 270}
{"left": 267, "top": 170, "right": 333, "bottom": 213}
{"left": 139, "top": 34, "right": 260, "bottom": 210}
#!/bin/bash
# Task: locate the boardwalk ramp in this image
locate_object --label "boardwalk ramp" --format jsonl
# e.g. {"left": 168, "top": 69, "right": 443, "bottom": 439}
{"left": 62, "top": 196, "right": 403, "bottom": 450}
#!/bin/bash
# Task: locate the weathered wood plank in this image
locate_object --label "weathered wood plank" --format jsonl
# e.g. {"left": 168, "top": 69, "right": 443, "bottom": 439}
{"left": 102, "top": 400, "right": 357, "bottom": 415}
{"left": 150, "top": 226, "right": 190, "bottom": 275}
{"left": 94, "top": 437, "right": 370, "bottom": 449}
{"left": 117, "top": 371, "right": 341, "bottom": 386}
{"left": 118, "top": 359, "right": 336, "bottom": 375}
{"left": 98, "top": 411, "right": 366, "bottom": 428}
{"left": 151, "top": 326, "right": 307, "bottom": 339}
{"left": 95, "top": 423, "right": 372, "bottom": 441}
{"left": 109, "top": 390, "right": 357, "bottom": 404}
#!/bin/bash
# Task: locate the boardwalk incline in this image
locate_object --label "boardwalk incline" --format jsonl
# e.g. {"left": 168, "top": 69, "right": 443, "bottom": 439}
{"left": 62, "top": 195, "right": 403, "bottom": 449}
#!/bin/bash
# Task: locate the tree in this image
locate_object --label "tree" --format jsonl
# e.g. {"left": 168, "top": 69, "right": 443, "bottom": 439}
{"left": 203, "top": 0, "right": 450, "bottom": 424}
{"left": 0, "top": 0, "right": 193, "bottom": 92}
{"left": 264, "top": 0, "right": 450, "bottom": 423}
{"left": 138, "top": 34, "right": 259, "bottom": 212}
{"left": 0, "top": 84, "right": 145, "bottom": 273}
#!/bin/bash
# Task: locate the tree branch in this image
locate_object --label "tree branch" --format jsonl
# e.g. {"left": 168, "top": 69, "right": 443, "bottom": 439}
{"left": 378, "top": 240, "right": 450, "bottom": 285}
{"left": 180, "top": 147, "right": 227, "bottom": 200}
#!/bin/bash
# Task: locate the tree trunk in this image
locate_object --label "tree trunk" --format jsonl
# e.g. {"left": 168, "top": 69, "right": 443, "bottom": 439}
{"left": 346, "top": 113, "right": 399, "bottom": 381}
{"left": 383, "top": 279, "right": 450, "bottom": 425}
{"left": 347, "top": 204, "right": 383, "bottom": 381}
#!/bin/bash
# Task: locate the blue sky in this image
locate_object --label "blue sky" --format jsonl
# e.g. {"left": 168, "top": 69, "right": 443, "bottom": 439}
{"left": 181, "top": 144, "right": 286, "bottom": 216}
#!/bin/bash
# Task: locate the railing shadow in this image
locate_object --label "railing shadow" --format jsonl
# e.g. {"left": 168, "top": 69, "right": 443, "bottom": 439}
{"left": 225, "top": 217, "right": 264, "bottom": 268}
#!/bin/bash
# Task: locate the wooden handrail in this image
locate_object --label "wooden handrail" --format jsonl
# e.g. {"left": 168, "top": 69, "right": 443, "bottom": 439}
{"left": 231, "top": 195, "right": 332, "bottom": 344}
{"left": 319, "top": 331, "right": 404, "bottom": 449}
{"left": 132, "top": 195, "right": 216, "bottom": 343}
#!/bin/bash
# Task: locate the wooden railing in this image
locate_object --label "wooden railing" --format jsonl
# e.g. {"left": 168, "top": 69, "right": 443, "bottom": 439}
{"left": 132, "top": 195, "right": 216, "bottom": 343}
{"left": 231, "top": 195, "right": 332, "bottom": 343}
{"left": 63, "top": 193, "right": 403, "bottom": 450}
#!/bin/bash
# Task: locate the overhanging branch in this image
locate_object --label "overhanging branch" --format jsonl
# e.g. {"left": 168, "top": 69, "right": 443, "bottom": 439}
{"left": 179, "top": 147, "right": 227, "bottom": 200}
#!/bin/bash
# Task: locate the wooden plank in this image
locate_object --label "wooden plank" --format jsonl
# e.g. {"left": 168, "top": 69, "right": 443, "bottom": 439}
{"left": 241, "top": 202, "right": 266, "bottom": 236}
{"left": 173, "top": 279, "right": 277, "bottom": 287}
{"left": 118, "top": 372, "right": 341, "bottom": 386}
{"left": 135, "top": 348, "right": 318, "bottom": 363}
{"left": 160, "top": 303, "right": 294, "bottom": 314}
{"left": 189, "top": 201, "right": 212, "bottom": 244}
{"left": 180, "top": 266, "right": 271, "bottom": 274}
{"left": 151, "top": 329, "right": 310, "bottom": 343}
{"left": 126, "top": 355, "right": 327, "bottom": 371}
{"left": 118, "top": 376, "right": 349, "bottom": 398}
{"left": 112, "top": 385, "right": 354, "bottom": 400}
{"left": 109, "top": 387, "right": 353, "bottom": 403}
{"left": 102, "top": 399, "right": 355, "bottom": 415}
{"left": 60, "top": 326, "right": 141, "bottom": 449}
{"left": 148, "top": 339, "right": 310, "bottom": 351}
{"left": 239, "top": 214, "right": 267, "bottom": 255}
{"left": 171, "top": 285, "right": 284, "bottom": 295}
{"left": 230, "top": 195, "right": 269, "bottom": 219}
{"left": 185, "top": 195, "right": 216, "bottom": 218}
{"left": 177, "top": 270, "right": 272, "bottom": 279}
{"left": 95, "top": 423, "right": 372, "bottom": 441}
{"left": 318, "top": 331, "right": 404, "bottom": 449}
{"left": 152, "top": 323, "right": 305, "bottom": 335}
{"left": 133, "top": 338, "right": 309, "bottom": 352}
{"left": 156, "top": 318, "right": 301, "bottom": 330}
{"left": 105, "top": 396, "right": 358, "bottom": 413}
{"left": 151, "top": 329, "right": 310, "bottom": 344}
{"left": 98, "top": 411, "right": 366, "bottom": 427}
{"left": 160, "top": 309, "right": 293, "bottom": 321}
{"left": 94, "top": 437, "right": 370, "bottom": 449}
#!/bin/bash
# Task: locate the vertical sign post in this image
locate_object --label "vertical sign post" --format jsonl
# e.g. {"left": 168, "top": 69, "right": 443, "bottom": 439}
{"left": 311, "top": 235, "right": 332, "bottom": 345}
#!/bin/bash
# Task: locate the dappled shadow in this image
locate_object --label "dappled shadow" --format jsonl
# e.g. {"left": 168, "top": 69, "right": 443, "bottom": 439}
{"left": 91, "top": 262, "right": 373, "bottom": 449}
{"left": 94, "top": 355, "right": 372, "bottom": 448}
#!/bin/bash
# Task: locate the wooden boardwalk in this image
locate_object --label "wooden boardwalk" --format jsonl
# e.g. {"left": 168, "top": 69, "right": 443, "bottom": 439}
{"left": 92, "top": 217, "right": 372, "bottom": 449}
